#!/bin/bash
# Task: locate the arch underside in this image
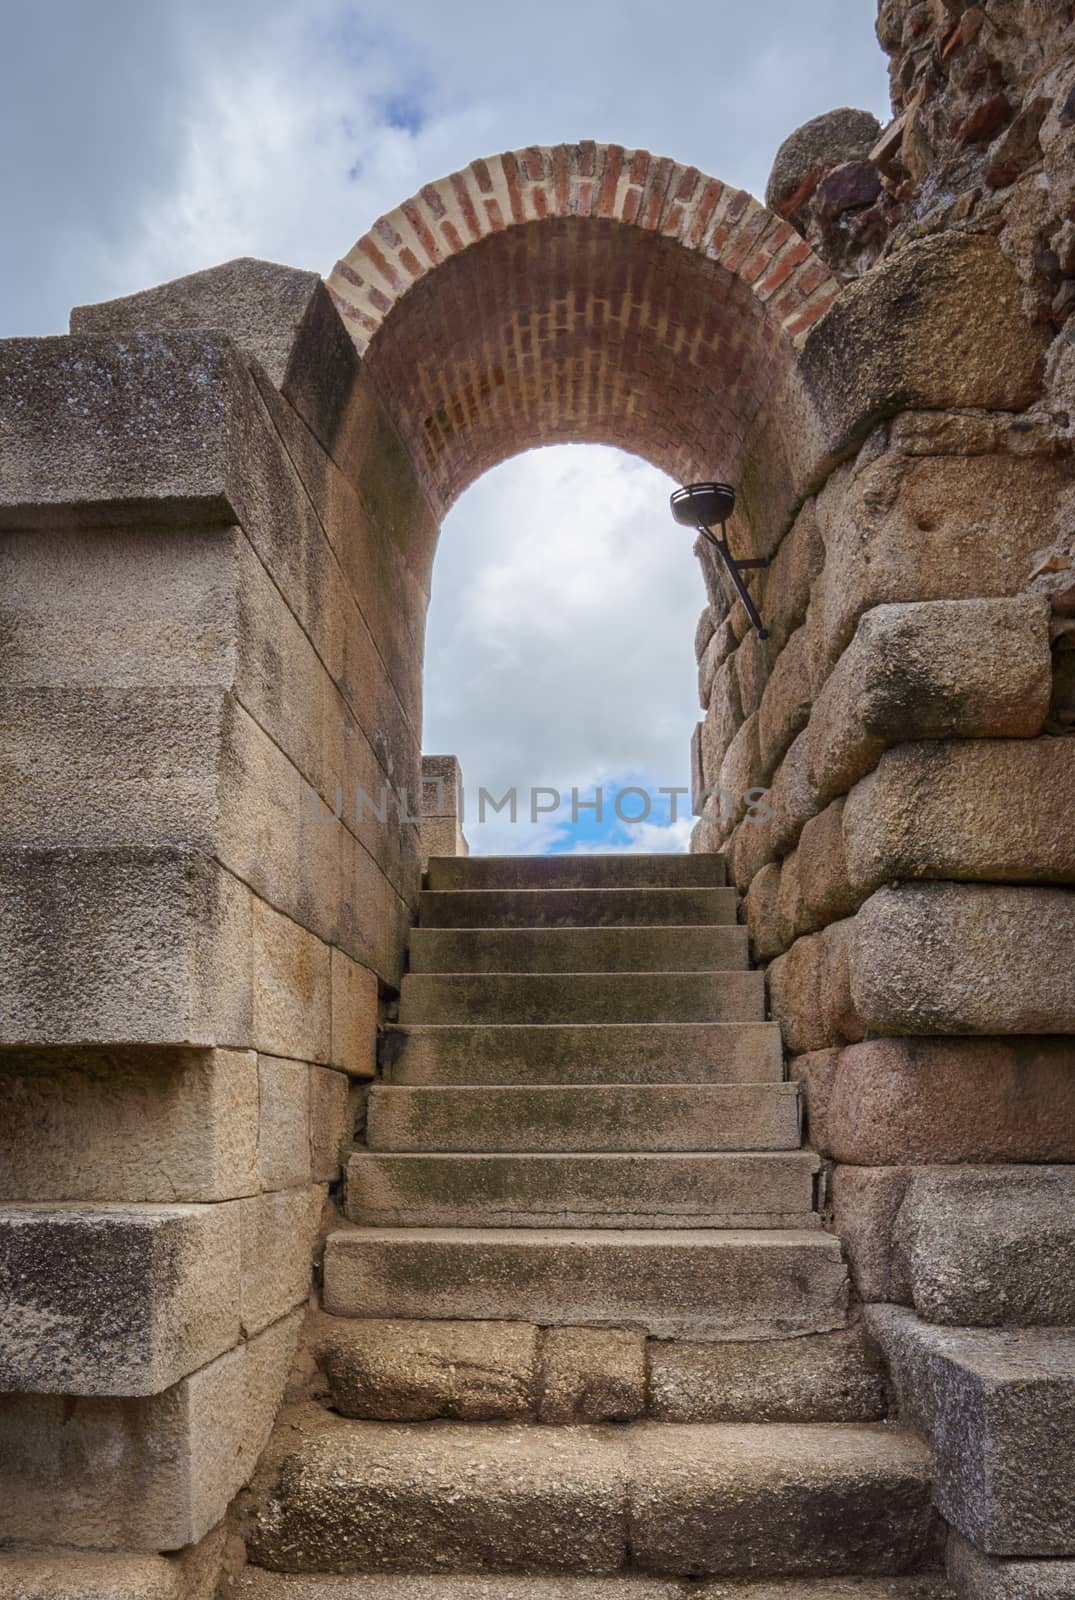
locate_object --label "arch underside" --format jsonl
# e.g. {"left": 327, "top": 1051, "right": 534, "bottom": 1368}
{"left": 328, "top": 145, "right": 838, "bottom": 518}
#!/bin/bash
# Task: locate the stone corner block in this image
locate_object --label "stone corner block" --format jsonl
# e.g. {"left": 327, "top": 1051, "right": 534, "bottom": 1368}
{"left": 868, "top": 1304, "right": 1075, "bottom": 1557}
{"left": 948, "top": 1530, "right": 1075, "bottom": 1598}
{"left": 0, "top": 1202, "right": 241, "bottom": 1397}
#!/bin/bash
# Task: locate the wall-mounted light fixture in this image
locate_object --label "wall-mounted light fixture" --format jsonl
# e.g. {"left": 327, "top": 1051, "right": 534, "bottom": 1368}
{"left": 670, "top": 482, "right": 769, "bottom": 640}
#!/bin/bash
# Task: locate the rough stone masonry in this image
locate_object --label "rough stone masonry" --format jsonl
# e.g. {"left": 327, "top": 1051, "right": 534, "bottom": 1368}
{"left": 0, "top": 3, "right": 1073, "bottom": 1598}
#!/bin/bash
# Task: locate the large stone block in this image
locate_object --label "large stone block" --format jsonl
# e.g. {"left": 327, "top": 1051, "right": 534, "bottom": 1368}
{"left": 0, "top": 1203, "right": 240, "bottom": 1396}
{"left": 330, "top": 949, "right": 378, "bottom": 1078}
{"left": 648, "top": 1325, "right": 885, "bottom": 1423}
{"left": 0, "top": 1310, "right": 302, "bottom": 1551}
{"left": 810, "top": 450, "right": 1070, "bottom": 669}
{"left": 0, "top": 1047, "right": 259, "bottom": 1202}
{"left": 789, "top": 1047, "right": 842, "bottom": 1155}
{"left": 317, "top": 1315, "right": 539, "bottom": 1422}
{"left": 850, "top": 883, "right": 1075, "bottom": 1035}
{"left": 0, "top": 847, "right": 254, "bottom": 1050}
{"left": 869, "top": 1306, "right": 1075, "bottom": 1556}
{"left": 805, "top": 597, "right": 1052, "bottom": 809}
{"left": 895, "top": 1166, "right": 1075, "bottom": 1328}
{"left": 251, "top": 897, "right": 331, "bottom": 1064}
{"left": 826, "top": 1037, "right": 1075, "bottom": 1165}
{"left": 767, "top": 730, "right": 819, "bottom": 857}
{"left": 845, "top": 737, "right": 1075, "bottom": 894}
{"left": 0, "top": 333, "right": 242, "bottom": 529}
{"left": 309, "top": 1066, "right": 353, "bottom": 1182}
{"left": 0, "top": 1525, "right": 226, "bottom": 1600}
{"left": 948, "top": 1532, "right": 1075, "bottom": 1599}
{"left": 756, "top": 624, "right": 813, "bottom": 779}
{"left": 800, "top": 233, "right": 1046, "bottom": 458}
{"left": 71, "top": 258, "right": 321, "bottom": 389}
{"left": 768, "top": 919, "right": 863, "bottom": 1055}
{"left": 797, "top": 798, "right": 856, "bottom": 932}
{"left": 627, "top": 1422, "right": 934, "bottom": 1576}
{"left": 258, "top": 1057, "right": 311, "bottom": 1191}
{"left": 245, "top": 1409, "right": 627, "bottom": 1575}
{"left": 240, "top": 1187, "right": 321, "bottom": 1337}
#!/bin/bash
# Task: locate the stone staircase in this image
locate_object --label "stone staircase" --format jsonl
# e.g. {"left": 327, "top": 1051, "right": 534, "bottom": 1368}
{"left": 237, "top": 854, "right": 951, "bottom": 1597}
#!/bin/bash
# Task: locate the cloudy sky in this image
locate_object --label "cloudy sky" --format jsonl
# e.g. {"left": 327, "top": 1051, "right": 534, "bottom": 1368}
{"left": 1, "top": 1, "right": 890, "bottom": 853}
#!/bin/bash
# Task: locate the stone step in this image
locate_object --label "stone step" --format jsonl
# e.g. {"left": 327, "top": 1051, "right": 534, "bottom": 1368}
{"left": 408, "top": 925, "right": 749, "bottom": 973}
{"left": 323, "top": 1228, "right": 849, "bottom": 1340}
{"left": 243, "top": 1408, "right": 935, "bottom": 1577}
{"left": 234, "top": 1576, "right": 954, "bottom": 1600}
{"left": 868, "top": 1305, "right": 1075, "bottom": 1560}
{"left": 381, "top": 1022, "right": 785, "bottom": 1086}
{"left": 366, "top": 1083, "right": 801, "bottom": 1152}
{"left": 312, "top": 1314, "right": 886, "bottom": 1425}
{"left": 426, "top": 854, "right": 728, "bottom": 890}
{"left": 398, "top": 972, "right": 766, "bottom": 1026}
{"left": 345, "top": 1151, "right": 820, "bottom": 1228}
{"left": 418, "top": 887, "right": 738, "bottom": 928}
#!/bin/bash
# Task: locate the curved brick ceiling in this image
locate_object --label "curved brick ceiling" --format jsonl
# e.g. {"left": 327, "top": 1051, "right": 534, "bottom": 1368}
{"left": 328, "top": 143, "right": 838, "bottom": 517}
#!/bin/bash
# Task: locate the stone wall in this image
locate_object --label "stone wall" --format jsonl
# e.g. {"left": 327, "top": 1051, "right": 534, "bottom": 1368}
{"left": 0, "top": 267, "right": 435, "bottom": 1570}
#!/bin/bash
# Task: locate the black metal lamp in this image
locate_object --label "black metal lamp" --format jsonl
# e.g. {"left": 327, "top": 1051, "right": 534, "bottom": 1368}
{"left": 670, "top": 482, "right": 769, "bottom": 640}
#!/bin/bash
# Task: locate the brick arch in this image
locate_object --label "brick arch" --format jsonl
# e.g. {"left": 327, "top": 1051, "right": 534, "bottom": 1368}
{"left": 327, "top": 143, "right": 838, "bottom": 517}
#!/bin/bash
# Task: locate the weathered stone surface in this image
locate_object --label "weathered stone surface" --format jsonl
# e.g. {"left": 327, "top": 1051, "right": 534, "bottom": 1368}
{"left": 774, "top": 850, "right": 805, "bottom": 950}
{"left": 801, "top": 234, "right": 1046, "bottom": 456}
{"left": 850, "top": 883, "right": 1075, "bottom": 1035}
{"left": 229, "top": 1574, "right": 956, "bottom": 1598}
{"left": 317, "top": 1317, "right": 539, "bottom": 1421}
{"left": 725, "top": 805, "right": 777, "bottom": 895}
{"left": 383, "top": 1021, "right": 784, "bottom": 1087}
{"left": 756, "top": 626, "right": 814, "bottom": 778}
{"left": 330, "top": 949, "right": 378, "bottom": 1078}
{"left": 252, "top": 896, "right": 331, "bottom": 1065}
{"left": 768, "top": 919, "right": 864, "bottom": 1055}
{"left": 366, "top": 1082, "right": 799, "bottom": 1154}
{"left": 767, "top": 731, "right": 819, "bottom": 857}
{"left": 425, "top": 854, "right": 728, "bottom": 891}
{"left": 409, "top": 924, "right": 748, "bottom": 975}
{"left": 826, "top": 1037, "right": 1075, "bottom": 1165}
{"left": 844, "top": 738, "right": 1075, "bottom": 893}
{"left": 948, "top": 1532, "right": 1075, "bottom": 1599}
{"left": 0, "top": 334, "right": 240, "bottom": 528}
{"left": 733, "top": 631, "right": 776, "bottom": 721}
{"left": 0, "top": 1047, "right": 259, "bottom": 1202}
{"left": 0, "top": 1309, "right": 302, "bottom": 1550}
{"left": 0, "top": 847, "right": 253, "bottom": 1049}
{"left": 309, "top": 1066, "right": 352, "bottom": 1182}
{"left": 419, "top": 883, "right": 737, "bottom": 929}
{"left": 71, "top": 258, "right": 320, "bottom": 388}
{"left": 718, "top": 714, "right": 763, "bottom": 832}
{"left": 810, "top": 452, "right": 1069, "bottom": 669}
{"left": 324, "top": 1228, "right": 850, "bottom": 1342}
{"left": 805, "top": 597, "right": 1052, "bottom": 808}
{"left": 648, "top": 1325, "right": 885, "bottom": 1423}
{"left": 245, "top": 1408, "right": 627, "bottom": 1575}
{"left": 869, "top": 1306, "right": 1075, "bottom": 1556}
{"left": 767, "top": 109, "right": 882, "bottom": 226}
{"left": 244, "top": 1410, "right": 933, "bottom": 1578}
{"left": 628, "top": 1421, "right": 934, "bottom": 1576}
{"left": 700, "top": 662, "right": 743, "bottom": 790}
{"left": 0, "top": 1203, "right": 240, "bottom": 1396}
{"left": 399, "top": 971, "right": 765, "bottom": 1026}
{"left": 346, "top": 1149, "right": 818, "bottom": 1230}
{"left": 788, "top": 1048, "right": 842, "bottom": 1155}
{"left": 258, "top": 1057, "right": 311, "bottom": 1190}
{"left": 745, "top": 862, "right": 782, "bottom": 963}
{"left": 797, "top": 799, "right": 856, "bottom": 932}
{"left": 831, "top": 1165, "right": 913, "bottom": 1304}
{"left": 0, "top": 1523, "right": 227, "bottom": 1599}
{"left": 760, "top": 498, "right": 825, "bottom": 652}
{"left": 539, "top": 1327, "right": 646, "bottom": 1424}
{"left": 895, "top": 1166, "right": 1075, "bottom": 1327}
{"left": 240, "top": 1188, "right": 321, "bottom": 1337}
